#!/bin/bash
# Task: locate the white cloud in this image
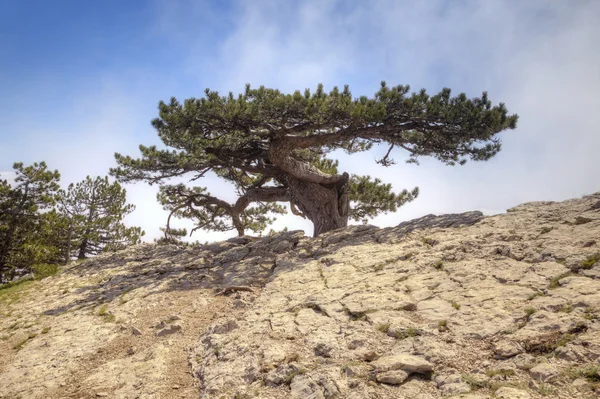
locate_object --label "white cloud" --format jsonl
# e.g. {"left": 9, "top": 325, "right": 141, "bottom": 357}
{"left": 190, "top": 0, "right": 600, "bottom": 233}
{"left": 4, "top": 0, "right": 598, "bottom": 243}
{"left": 131, "top": 0, "right": 600, "bottom": 240}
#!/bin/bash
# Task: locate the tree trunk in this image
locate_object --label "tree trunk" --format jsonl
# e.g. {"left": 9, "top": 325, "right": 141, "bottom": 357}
{"left": 65, "top": 222, "right": 73, "bottom": 265}
{"left": 287, "top": 173, "right": 350, "bottom": 237}
{"left": 77, "top": 235, "right": 88, "bottom": 260}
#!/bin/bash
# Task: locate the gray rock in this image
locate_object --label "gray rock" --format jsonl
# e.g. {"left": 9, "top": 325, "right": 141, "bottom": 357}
{"left": 493, "top": 341, "right": 524, "bottom": 359}
{"left": 371, "top": 354, "right": 433, "bottom": 374}
{"left": 375, "top": 370, "right": 409, "bottom": 385}
{"left": 396, "top": 211, "right": 484, "bottom": 233}
{"left": 155, "top": 324, "right": 182, "bottom": 337}
{"left": 212, "top": 320, "right": 239, "bottom": 334}
{"left": 290, "top": 375, "right": 325, "bottom": 399}
{"left": 494, "top": 386, "right": 532, "bottom": 399}
{"left": 529, "top": 363, "right": 558, "bottom": 382}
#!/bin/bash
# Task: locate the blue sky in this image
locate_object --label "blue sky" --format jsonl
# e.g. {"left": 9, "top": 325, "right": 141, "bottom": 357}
{"left": 1, "top": 0, "right": 599, "bottom": 242}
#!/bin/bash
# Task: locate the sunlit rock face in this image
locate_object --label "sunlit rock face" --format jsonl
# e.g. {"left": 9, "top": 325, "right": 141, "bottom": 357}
{"left": 1, "top": 192, "right": 599, "bottom": 398}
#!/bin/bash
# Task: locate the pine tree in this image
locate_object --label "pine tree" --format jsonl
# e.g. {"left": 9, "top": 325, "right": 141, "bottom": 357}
{"left": 112, "top": 83, "right": 517, "bottom": 237}
{"left": 56, "top": 176, "right": 144, "bottom": 260}
{"left": 0, "top": 162, "right": 60, "bottom": 282}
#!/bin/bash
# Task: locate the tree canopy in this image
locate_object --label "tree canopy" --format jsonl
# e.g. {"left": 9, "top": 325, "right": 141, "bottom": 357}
{"left": 112, "top": 82, "right": 517, "bottom": 238}
{"left": 0, "top": 162, "right": 60, "bottom": 282}
{"left": 57, "top": 176, "right": 144, "bottom": 261}
{"left": 0, "top": 163, "right": 144, "bottom": 283}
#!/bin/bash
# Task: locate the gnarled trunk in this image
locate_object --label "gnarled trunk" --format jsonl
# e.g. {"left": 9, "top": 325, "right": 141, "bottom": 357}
{"left": 287, "top": 173, "right": 350, "bottom": 237}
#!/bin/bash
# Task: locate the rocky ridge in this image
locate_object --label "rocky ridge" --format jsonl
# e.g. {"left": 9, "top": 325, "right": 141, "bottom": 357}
{"left": 1, "top": 193, "right": 599, "bottom": 398}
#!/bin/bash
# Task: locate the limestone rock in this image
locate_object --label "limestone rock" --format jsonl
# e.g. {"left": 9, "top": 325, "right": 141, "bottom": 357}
{"left": 434, "top": 373, "right": 471, "bottom": 395}
{"left": 290, "top": 375, "right": 325, "bottom": 399}
{"left": 375, "top": 370, "right": 409, "bottom": 385}
{"left": 529, "top": 363, "right": 559, "bottom": 382}
{"left": 494, "top": 386, "right": 531, "bottom": 399}
{"left": 2, "top": 192, "right": 600, "bottom": 399}
{"left": 131, "top": 326, "right": 142, "bottom": 335}
{"left": 493, "top": 341, "right": 523, "bottom": 359}
{"left": 371, "top": 354, "right": 433, "bottom": 374}
{"left": 155, "top": 324, "right": 182, "bottom": 336}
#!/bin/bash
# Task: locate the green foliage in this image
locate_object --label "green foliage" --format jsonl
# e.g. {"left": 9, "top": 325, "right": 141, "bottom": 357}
{"left": 527, "top": 291, "right": 545, "bottom": 301}
{"left": 486, "top": 369, "right": 516, "bottom": 377}
{"left": 36, "top": 263, "right": 60, "bottom": 278}
{"left": 0, "top": 162, "right": 61, "bottom": 282}
{"left": 0, "top": 163, "right": 143, "bottom": 283}
{"left": 348, "top": 175, "right": 419, "bottom": 222}
{"left": 112, "top": 83, "right": 517, "bottom": 237}
{"left": 56, "top": 176, "right": 144, "bottom": 260}
{"left": 438, "top": 320, "right": 448, "bottom": 331}
{"left": 581, "top": 253, "right": 600, "bottom": 269}
{"left": 549, "top": 272, "right": 572, "bottom": 289}
{"left": 394, "top": 327, "right": 418, "bottom": 339}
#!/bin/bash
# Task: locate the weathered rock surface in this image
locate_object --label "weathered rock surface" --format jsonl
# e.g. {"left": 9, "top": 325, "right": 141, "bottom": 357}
{"left": 1, "top": 192, "right": 599, "bottom": 398}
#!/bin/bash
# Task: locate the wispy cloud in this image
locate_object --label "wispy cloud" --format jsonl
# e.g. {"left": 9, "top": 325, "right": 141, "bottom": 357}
{"left": 2, "top": 0, "right": 598, "bottom": 243}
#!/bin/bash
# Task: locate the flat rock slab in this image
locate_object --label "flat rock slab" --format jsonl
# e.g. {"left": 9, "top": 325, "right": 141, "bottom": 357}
{"left": 371, "top": 354, "right": 433, "bottom": 374}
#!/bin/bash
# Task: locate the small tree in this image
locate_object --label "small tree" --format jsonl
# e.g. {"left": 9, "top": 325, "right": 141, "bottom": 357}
{"left": 112, "top": 83, "right": 517, "bottom": 237}
{"left": 57, "top": 176, "right": 144, "bottom": 260}
{"left": 0, "top": 162, "right": 60, "bottom": 282}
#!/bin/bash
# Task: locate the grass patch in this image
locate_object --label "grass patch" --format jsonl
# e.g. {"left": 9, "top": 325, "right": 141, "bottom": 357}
{"left": 41, "top": 327, "right": 51, "bottom": 334}
{"left": 537, "top": 383, "right": 555, "bottom": 396}
{"left": 548, "top": 272, "right": 572, "bottom": 289}
{"left": 31, "top": 263, "right": 59, "bottom": 279}
{"left": 97, "top": 304, "right": 109, "bottom": 316}
{"left": 12, "top": 333, "right": 37, "bottom": 351}
{"left": 566, "top": 365, "right": 600, "bottom": 383}
{"left": 118, "top": 289, "right": 132, "bottom": 305}
{"left": 524, "top": 307, "right": 536, "bottom": 318}
{"left": 540, "top": 227, "right": 553, "bottom": 234}
{"left": 581, "top": 253, "right": 600, "bottom": 270}
{"left": 486, "top": 369, "right": 516, "bottom": 377}
{"left": 394, "top": 327, "right": 419, "bottom": 339}
{"left": 318, "top": 266, "right": 328, "bottom": 288}
{"left": 462, "top": 374, "right": 487, "bottom": 390}
{"left": 583, "top": 308, "right": 599, "bottom": 321}
{"left": 284, "top": 367, "right": 307, "bottom": 384}
{"left": 433, "top": 260, "right": 444, "bottom": 270}
{"left": 7, "top": 321, "right": 20, "bottom": 331}
{"left": 376, "top": 323, "right": 390, "bottom": 333}
{"left": 521, "top": 331, "right": 577, "bottom": 354}
{"left": 557, "top": 303, "right": 573, "bottom": 313}
{"left": 579, "top": 366, "right": 600, "bottom": 382}
{"left": 438, "top": 320, "right": 448, "bottom": 332}
{"left": 97, "top": 304, "right": 116, "bottom": 322}
{"left": 421, "top": 237, "right": 438, "bottom": 247}
{"left": 451, "top": 301, "right": 461, "bottom": 310}
{"left": 527, "top": 291, "right": 545, "bottom": 301}
{"left": 0, "top": 279, "right": 35, "bottom": 306}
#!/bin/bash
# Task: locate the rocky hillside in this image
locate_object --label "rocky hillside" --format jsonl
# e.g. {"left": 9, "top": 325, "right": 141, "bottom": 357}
{"left": 1, "top": 193, "right": 600, "bottom": 399}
